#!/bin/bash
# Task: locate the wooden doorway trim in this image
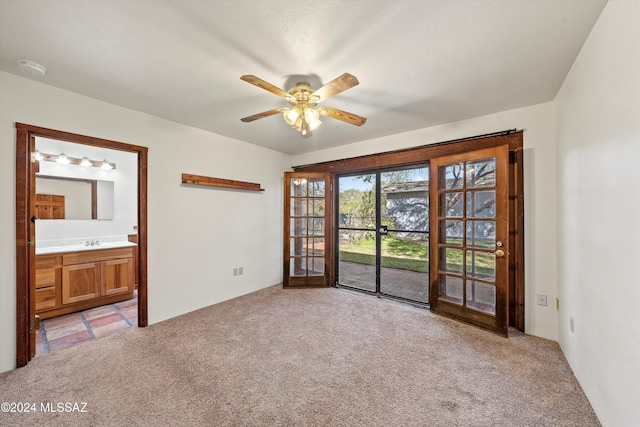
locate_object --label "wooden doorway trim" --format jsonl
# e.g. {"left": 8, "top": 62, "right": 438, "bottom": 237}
{"left": 15, "top": 123, "right": 148, "bottom": 367}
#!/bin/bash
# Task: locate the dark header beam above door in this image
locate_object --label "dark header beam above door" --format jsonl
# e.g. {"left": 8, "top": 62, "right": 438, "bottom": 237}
{"left": 292, "top": 130, "right": 521, "bottom": 174}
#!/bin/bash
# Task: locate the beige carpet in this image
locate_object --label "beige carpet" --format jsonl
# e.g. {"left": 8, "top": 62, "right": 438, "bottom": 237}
{"left": 0, "top": 285, "right": 600, "bottom": 426}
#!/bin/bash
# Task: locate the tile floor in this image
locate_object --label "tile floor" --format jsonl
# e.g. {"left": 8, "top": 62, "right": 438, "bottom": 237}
{"left": 36, "top": 293, "right": 138, "bottom": 356}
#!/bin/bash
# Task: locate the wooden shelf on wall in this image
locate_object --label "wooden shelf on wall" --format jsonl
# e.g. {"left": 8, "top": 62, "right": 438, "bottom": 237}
{"left": 181, "top": 173, "right": 265, "bottom": 192}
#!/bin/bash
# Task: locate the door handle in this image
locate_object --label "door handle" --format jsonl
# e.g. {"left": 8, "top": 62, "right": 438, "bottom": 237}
{"left": 495, "top": 249, "right": 505, "bottom": 258}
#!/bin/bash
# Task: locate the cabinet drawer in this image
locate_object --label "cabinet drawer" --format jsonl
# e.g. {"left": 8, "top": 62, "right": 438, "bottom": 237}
{"left": 35, "top": 268, "right": 56, "bottom": 289}
{"left": 63, "top": 247, "right": 133, "bottom": 265}
{"left": 36, "top": 254, "right": 58, "bottom": 269}
{"left": 36, "top": 286, "right": 56, "bottom": 311}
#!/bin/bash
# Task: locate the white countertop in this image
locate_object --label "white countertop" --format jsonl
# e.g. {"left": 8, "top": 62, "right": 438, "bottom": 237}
{"left": 36, "top": 241, "right": 136, "bottom": 255}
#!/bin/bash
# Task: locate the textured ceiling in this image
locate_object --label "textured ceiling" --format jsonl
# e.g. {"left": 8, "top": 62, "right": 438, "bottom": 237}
{"left": 0, "top": 0, "right": 606, "bottom": 154}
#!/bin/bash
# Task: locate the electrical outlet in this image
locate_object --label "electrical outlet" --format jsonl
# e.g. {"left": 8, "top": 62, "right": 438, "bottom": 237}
{"left": 233, "top": 268, "right": 238, "bottom": 276}
{"left": 570, "top": 317, "right": 574, "bottom": 333}
{"left": 238, "top": 267, "right": 243, "bottom": 275}
{"left": 536, "top": 294, "right": 547, "bottom": 306}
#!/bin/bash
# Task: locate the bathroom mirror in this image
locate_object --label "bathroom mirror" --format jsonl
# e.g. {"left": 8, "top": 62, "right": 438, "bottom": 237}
{"left": 35, "top": 175, "right": 114, "bottom": 220}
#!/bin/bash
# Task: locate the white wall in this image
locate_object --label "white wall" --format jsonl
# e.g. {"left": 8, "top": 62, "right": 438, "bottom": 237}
{"left": 292, "top": 102, "right": 559, "bottom": 341}
{"left": 0, "top": 71, "right": 290, "bottom": 373}
{"left": 554, "top": 2, "right": 640, "bottom": 426}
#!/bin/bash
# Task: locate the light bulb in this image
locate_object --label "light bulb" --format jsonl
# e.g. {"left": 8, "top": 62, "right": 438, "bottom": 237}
{"left": 33, "top": 150, "right": 44, "bottom": 161}
{"left": 283, "top": 108, "right": 300, "bottom": 126}
{"left": 56, "top": 153, "right": 70, "bottom": 164}
{"left": 80, "top": 156, "right": 92, "bottom": 167}
{"left": 305, "top": 107, "right": 321, "bottom": 131}
{"left": 101, "top": 160, "right": 113, "bottom": 170}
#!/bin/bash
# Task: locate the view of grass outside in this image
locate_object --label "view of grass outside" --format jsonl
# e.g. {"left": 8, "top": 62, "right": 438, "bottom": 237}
{"left": 340, "top": 235, "right": 429, "bottom": 273}
{"left": 339, "top": 235, "right": 495, "bottom": 277}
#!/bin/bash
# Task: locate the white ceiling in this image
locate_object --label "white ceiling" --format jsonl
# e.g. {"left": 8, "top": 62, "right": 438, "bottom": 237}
{"left": 0, "top": 0, "right": 606, "bottom": 155}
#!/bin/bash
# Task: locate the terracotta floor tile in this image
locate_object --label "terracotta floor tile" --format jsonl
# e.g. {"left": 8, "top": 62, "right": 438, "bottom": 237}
{"left": 115, "top": 299, "right": 138, "bottom": 309}
{"left": 119, "top": 307, "right": 138, "bottom": 319}
{"left": 87, "top": 313, "right": 124, "bottom": 329}
{"left": 48, "top": 330, "right": 92, "bottom": 352}
{"left": 37, "top": 297, "right": 138, "bottom": 356}
{"left": 83, "top": 306, "right": 118, "bottom": 320}
{"left": 44, "top": 313, "right": 83, "bottom": 330}
{"left": 35, "top": 342, "right": 47, "bottom": 355}
{"left": 45, "top": 322, "right": 88, "bottom": 341}
{"left": 92, "top": 320, "right": 129, "bottom": 338}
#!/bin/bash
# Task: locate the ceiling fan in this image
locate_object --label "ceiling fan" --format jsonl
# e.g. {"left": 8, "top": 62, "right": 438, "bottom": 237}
{"left": 240, "top": 73, "right": 367, "bottom": 138}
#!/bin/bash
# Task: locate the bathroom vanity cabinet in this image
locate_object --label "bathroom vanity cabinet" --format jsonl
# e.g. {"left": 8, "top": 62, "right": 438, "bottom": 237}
{"left": 35, "top": 246, "right": 135, "bottom": 319}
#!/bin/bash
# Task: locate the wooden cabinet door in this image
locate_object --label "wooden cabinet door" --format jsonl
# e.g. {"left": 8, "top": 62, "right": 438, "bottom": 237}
{"left": 102, "top": 258, "right": 133, "bottom": 296}
{"left": 62, "top": 262, "right": 100, "bottom": 304}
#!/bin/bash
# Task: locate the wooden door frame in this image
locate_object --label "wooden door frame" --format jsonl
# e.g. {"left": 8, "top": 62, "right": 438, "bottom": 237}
{"left": 293, "top": 130, "right": 525, "bottom": 331}
{"left": 15, "top": 123, "right": 148, "bottom": 367}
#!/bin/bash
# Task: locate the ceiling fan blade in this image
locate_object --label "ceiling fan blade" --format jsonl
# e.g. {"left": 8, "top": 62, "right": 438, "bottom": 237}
{"left": 240, "top": 108, "right": 286, "bottom": 123}
{"left": 311, "top": 73, "right": 359, "bottom": 102}
{"left": 318, "top": 107, "right": 367, "bottom": 126}
{"left": 240, "top": 75, "right": 289, "bottom": 98}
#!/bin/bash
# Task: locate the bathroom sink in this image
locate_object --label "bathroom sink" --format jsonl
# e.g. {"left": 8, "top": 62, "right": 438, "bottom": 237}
{"left": 36, "top": 241, "right": 136, "bottom": 255}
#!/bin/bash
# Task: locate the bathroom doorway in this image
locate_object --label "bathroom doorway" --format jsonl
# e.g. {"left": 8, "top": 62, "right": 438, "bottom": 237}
{"left": 15, "top": 123, "right": 148, "bottom": 367}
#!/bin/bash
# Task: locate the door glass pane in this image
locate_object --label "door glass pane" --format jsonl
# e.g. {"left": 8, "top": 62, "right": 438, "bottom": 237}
{"left": 290, "top": 238, "right": 306, "bottom": 256}
{"left": 290, "top": 257, "right": 306, "bottom": 276}
{"left": 438, "top": 274, "right": 463, "bottom": 304}
{"left": 466, "top": 190, "right": 495, "bottom": 218}
{"left": 440, "top": 220, "right": 463, "bottom": 246}
{"left": 291, "top": 178, "right": 307, "bottom": 196}
{"left": 308, "top": 179, "right": 325, "bottom": 196}
{"left": 465, "top": 250, "right": 495, "bottom": 280}
{"left": 290, "top": 218, "right": 307, "bottom": 236}
{"left": 466, "top": 221, "right": 496, "bottom": 249}
{"left": 439, "top": 164, "right": 464, "bottom": 190}
{"left": 308, "top": 257, "right": 324, "bottom": 276}
{"left": 338, "top": 230, "right": 376, "bottom": 292}
{"left": 466, "top": 281, "right": 496, "bottom": 314}
{"left": 338, "top": 174, "right": 376, "bottom": 229}
{"left": 309, "top": 218, "right": 324, "bottom": 236}
{"left": 290, "top": 198, "right": 307, "bottom": 216}
{"left": 440, "top": 193, "right": 463, "bottom": 217}
{"left": 381, "top": 167, "right": 429, "bottom": 232}
{"left": 439, "top": 248, "right": 463, "bottom": 274}
{"left": 466, "top": 158, "right": 495, "bottom": 188}
{"left": 309, "top": 238, "right": 324, "bottom": 256}
{"left": 309, "top": 198, "right": 325, "bottom": 216}
{"left": 380, "top": 232, "right": 429, "bottom": 303}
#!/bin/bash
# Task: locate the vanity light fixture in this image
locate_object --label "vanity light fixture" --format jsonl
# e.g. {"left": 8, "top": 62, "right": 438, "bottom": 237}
{"left": 101, "top": 159, "right": 113, "bottom": 170}
{"left": 32, "top": 151, "right": 116, "bottom": 170}
{"left": 56, "top": 153, "right": 71, "bottom": 164}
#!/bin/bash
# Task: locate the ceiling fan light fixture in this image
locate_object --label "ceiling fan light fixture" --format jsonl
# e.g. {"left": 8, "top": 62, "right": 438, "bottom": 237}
{"left": 283, "top": 107, "right": 300, "bottom": 127}
{"left": 304, "top": 106, "right": 321, "bottom": 131}
{"left": 240, "top": 73, "right": 366, "bottom": 137}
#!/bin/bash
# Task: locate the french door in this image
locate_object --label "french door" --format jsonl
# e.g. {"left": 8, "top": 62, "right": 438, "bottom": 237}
{"left": 336, "top": 165, "right": 430, "bottom": 304}
{"left": 283, "top": 172, "right": 332, "bottom": 287}
{"left": 429, "top": 145, "right": 509, "bottom": 335}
